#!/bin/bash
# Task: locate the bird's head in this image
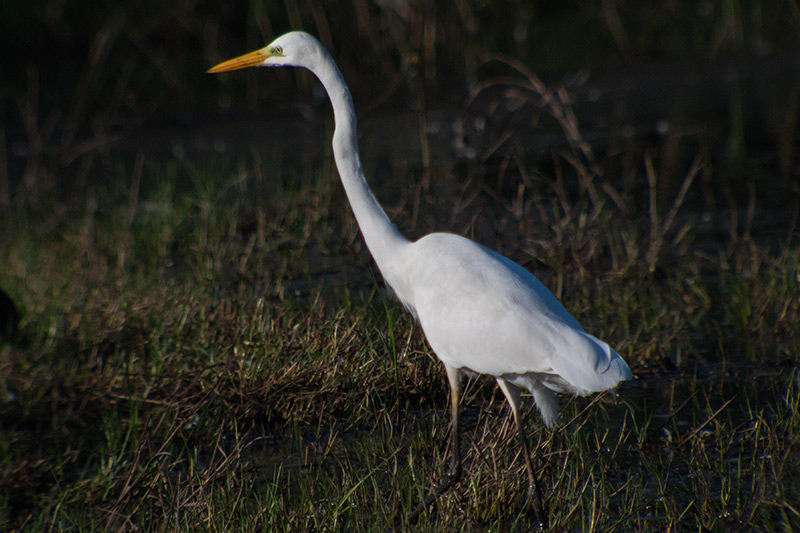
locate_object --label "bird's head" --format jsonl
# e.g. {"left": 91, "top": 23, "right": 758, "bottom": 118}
{"left": 208, "top": 31, "right": 324, "bottom": 73}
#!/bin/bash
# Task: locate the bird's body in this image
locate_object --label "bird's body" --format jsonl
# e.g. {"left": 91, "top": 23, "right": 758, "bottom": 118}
{"left": 385, "top": 231, "right": 627, "bottom": 423}
{"left": 210, "top": 31, "right": 631, "bottom": 525}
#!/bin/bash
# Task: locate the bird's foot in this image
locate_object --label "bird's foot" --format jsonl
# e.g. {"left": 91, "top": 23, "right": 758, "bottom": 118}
{"left": 525, "top": 481, "right": 549, "bottom": 530}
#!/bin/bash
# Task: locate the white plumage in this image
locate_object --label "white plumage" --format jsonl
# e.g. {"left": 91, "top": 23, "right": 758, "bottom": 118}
{"left": 388, "top": 231, "right": 630, "bottom": 425}
{"left": 210, "top": 31, "right": 632, "bottom": 525}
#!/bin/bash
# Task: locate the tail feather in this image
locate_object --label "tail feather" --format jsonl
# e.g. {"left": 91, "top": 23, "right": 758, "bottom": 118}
{"left": 532, "top": 383, "right": 559, "bottom": 427}
{"left": 549, "top": 331, "right": 632, "bottom": 394}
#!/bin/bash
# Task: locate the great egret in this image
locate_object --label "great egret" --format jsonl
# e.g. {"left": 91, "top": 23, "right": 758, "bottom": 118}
{"left": 209, "top": 31, "right": 632, "bottom": 526}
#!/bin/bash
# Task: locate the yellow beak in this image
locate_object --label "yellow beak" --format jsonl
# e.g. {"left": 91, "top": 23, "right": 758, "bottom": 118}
{"left": 208, "top": 48, "right": 270, "bottom": 73}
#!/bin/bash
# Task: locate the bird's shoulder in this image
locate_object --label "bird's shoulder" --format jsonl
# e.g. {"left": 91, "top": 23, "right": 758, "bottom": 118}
{"left": 405, "top": 233, "right": 515, "bottom": 290}
{"left": 405, "top": 232, "right": 575, "bottom": 322}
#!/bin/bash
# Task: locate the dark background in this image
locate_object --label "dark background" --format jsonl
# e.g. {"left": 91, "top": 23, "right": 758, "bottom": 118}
{"left": 2, "top": 1, "right": 799, "bottom": 213}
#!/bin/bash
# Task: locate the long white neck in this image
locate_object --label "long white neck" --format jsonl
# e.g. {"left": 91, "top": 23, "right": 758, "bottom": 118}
{"left": 307, "top": 49, "right": 410, "bottom": 281}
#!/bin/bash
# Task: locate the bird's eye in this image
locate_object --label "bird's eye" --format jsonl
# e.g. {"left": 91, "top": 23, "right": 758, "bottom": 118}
{"left": 272, "top": 46, "right": 284, "bottom": 56}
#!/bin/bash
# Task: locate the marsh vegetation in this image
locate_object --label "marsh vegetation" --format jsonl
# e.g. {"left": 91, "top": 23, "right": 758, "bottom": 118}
{"left": 1, "top": 1, "right": 799, "bottom": 530}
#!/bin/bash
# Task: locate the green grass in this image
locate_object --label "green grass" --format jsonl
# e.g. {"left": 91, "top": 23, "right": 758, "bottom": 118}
{"left": 1, "top": 130, "right": 799, "bottom": 529}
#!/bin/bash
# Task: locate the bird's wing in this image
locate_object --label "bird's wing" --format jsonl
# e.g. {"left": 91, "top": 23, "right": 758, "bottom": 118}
{"left": 404, "top": 233, "right": 629, "bottom": 394}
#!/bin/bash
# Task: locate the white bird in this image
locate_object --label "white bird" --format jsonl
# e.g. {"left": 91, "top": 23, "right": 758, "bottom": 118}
{"left": 209, "top": 31, "right": 632, "bottom": 526}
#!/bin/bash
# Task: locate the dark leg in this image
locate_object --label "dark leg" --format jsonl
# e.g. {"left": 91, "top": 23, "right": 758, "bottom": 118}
{"left": 497, "top": 379, "right": 548, "bottom": 529}
{"left": 407, "top": 365, "right": 463, "bottom": 524}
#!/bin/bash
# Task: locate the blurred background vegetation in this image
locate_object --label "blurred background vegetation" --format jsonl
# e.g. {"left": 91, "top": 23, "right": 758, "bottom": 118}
{"left": 2, "top": 0, "right": 799, "bottom": 208}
